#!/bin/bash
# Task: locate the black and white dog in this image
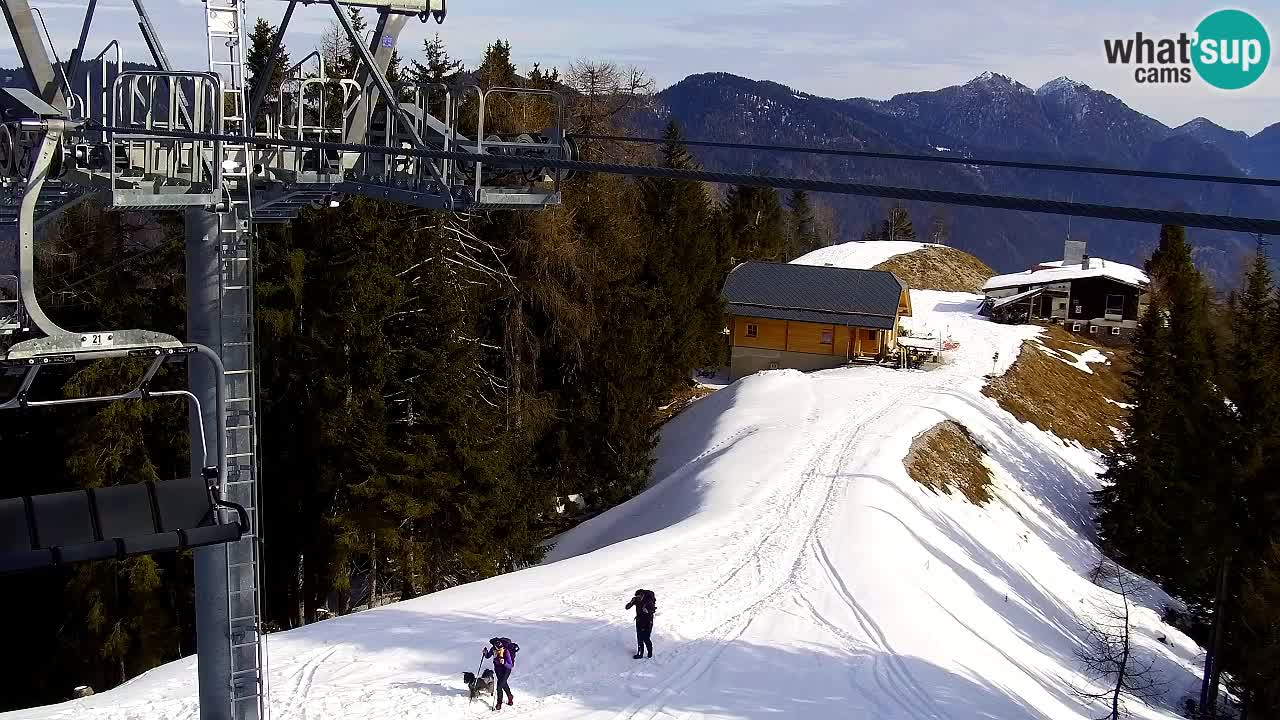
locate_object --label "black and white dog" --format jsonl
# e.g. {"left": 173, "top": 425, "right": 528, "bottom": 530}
{"left": 462, "top": 669, "right": 496, "bottom": 702}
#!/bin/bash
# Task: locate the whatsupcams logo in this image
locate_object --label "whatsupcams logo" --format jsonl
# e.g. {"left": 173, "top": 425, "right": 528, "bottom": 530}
{"left": 1104, "top": 9, "right": 1270, "bottom": 89}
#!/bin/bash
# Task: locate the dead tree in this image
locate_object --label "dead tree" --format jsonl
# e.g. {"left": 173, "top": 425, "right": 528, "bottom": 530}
{"left": 1075, "top": 561, "right": 1164, "bottom": 720}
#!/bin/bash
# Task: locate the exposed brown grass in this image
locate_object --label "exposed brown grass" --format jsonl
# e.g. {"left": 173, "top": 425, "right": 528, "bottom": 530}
{"left": 905, "top": 420, "right": 994, "bottom": 505}
{"left": 982, "top": 325, "right": 1131, "bottom": 450}
{"left": 655, "top": 383, "right": 716, "bottom": 426}
{"left": 872, "top": 245, "right": 995, "bottom": 293}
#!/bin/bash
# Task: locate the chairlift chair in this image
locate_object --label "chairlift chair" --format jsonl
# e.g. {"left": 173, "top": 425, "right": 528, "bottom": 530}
{"left": 0, "top": 88, "right": 248, "bottom": 576}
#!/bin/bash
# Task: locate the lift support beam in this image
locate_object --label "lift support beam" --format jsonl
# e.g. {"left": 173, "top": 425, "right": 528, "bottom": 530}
{"left": 0, "top": 0, "right": 66, "bottom": 111}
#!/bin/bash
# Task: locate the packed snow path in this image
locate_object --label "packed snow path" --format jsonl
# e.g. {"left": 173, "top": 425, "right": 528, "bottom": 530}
{"left": 7, "top": 292, "right": 1204, "bottom": 720}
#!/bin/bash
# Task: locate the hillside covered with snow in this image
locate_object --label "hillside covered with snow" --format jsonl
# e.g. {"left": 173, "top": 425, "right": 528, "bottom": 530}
{"left": 791, "top": 240, "right": 936, "bottom": 270}
{"left": 4, "top": 291, "right": 1206, "bottom": 720}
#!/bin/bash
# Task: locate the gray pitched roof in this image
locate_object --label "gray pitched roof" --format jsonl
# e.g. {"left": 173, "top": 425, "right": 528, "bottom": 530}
{"left": 721, "top": 262, "right": 905, "bottom": 330}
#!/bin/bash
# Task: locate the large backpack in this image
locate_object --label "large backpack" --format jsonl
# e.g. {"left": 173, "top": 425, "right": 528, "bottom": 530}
{"left": 490, "top": 637, "right": 520, "bottom": 666}
{"left": 639, "top": 589, "right": 656, "bottom": 615}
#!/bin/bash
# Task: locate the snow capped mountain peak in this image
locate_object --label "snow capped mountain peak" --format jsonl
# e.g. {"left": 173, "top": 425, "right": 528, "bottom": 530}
{"left": 1178, "top": 116, "right": 1222, "bottom": 131}
{"left": 967, "top": 71, "right": 1030, "bottom": 92}
{"left": 1035, "top": 76, "right": 1087, "bottom": 97}
{"left": 1174, "top": 116, "right": 1249, "bottom": 142}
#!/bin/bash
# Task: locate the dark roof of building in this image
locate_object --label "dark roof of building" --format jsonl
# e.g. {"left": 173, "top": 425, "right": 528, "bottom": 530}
{"left": 721, "top": 262, "right": 906, "bottom": 330}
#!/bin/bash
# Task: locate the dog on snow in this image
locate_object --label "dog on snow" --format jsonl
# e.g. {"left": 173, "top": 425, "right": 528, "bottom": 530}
{"left": 463, "top": 669, "right": 495, "bottom": 702}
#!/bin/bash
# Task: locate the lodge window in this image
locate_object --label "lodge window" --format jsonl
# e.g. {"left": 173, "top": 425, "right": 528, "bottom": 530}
{"left": 1105, "top": 294, "right": 1125, "bottom": 316}
{"left": 1089, "top": 325, "right": 1099, "bottom": 334}
{"left": 1111, "top": 327, "right": 1122, "bottom": 336}
{"left": 820, "top": 329, "right": 833, "bottom": 344}
{"left": 1072, "top": 323, "right": 1083, "bottom": 332}
{"left": 746, "top": 323, "right": 759, "bottom": 338}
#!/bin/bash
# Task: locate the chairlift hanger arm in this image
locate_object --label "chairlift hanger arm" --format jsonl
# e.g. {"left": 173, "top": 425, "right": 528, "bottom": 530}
{"left": 0, "top": 0, "right": 66, "bottom": 111}
{"left": 65, "top": 0, "right": 102, "bottom": 94}
{"left": 328, "top": 0, "right": 451, "bottom": 199}
{"left": 289, "top": 0, "right": 445, "bottom": 17}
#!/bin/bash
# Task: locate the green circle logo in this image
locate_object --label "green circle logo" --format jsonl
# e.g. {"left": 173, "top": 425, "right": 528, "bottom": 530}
{"left": 1192, "top": 9, "right": 1270, "bottom": 89}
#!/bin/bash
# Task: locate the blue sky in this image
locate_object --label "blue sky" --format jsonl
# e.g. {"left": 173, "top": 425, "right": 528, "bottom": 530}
{"left": 4, "top": 0, "right": 1277, "bottom": 133}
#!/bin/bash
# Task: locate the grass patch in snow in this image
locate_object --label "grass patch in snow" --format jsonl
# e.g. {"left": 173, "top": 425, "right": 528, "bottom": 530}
{"left": 905, "top": 420, "right": 993, "bottom": 505}
{"left": 982, "top": 325, "right": 1131, "bottom": 450}
{"left": 872, "top": 245, "right": 995, "bottom": 293}
{"left": 655, "top": 383, "right": 716, "bottom": 425}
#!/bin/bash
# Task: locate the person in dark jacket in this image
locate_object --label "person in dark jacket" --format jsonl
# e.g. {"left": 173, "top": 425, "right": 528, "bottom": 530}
{"left": 482, "top": 637, "right": 516, "bottom": 711}
{"left": 626, "top": 589, "right": 655, "bottom": 659}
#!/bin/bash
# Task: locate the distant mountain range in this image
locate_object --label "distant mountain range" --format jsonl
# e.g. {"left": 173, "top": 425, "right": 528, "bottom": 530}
{"left": 649, "top": 71, "right": 1280, "bottom": 283}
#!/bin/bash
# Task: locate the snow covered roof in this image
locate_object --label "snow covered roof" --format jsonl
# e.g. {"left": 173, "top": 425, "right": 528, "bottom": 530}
{"left": 722, "top": 261, "right": 905, "bottom": 330}
{"left": 983, "top": 258, "right": 1148, "bottom": 292}
{"left": 990, "top": 286, "right": 1044, "bottom": 310}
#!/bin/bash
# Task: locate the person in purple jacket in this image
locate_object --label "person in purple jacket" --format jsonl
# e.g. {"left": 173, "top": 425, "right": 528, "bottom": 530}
{"left": 482, "top": 637, "right": 518, "bottom": 711}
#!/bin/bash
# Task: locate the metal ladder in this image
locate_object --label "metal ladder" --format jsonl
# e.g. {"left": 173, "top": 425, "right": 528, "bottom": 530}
{"left": 205, "top": 2, "right": 267, "bottom": 720}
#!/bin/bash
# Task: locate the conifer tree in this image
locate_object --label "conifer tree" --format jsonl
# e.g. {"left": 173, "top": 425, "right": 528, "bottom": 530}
{"left": 1097, "top": 225, "right": 1227, "bottom": 601}
{"left": 245, "top": 18, "right": 289, "bottom": 131}
{"left": 722, "top": 185, "right": 786, "bottom": 263}
{"left": 639, "top": 121, "right": 724, "bottom": 385}
{"left": 1225, "top": 244, "right": 1280, "bottom": 552}
{"left": 786, "top": 189, "right": 820, "bottom": 261}
{"left": 410, "top": 33, "right": 463, "bottom": 86}
{"left": 476, "top": 39, "right": 517, "bottom": 88}
{"left": 1238, "top": 543, "right": 1280, "bottom": 716}
{"left": 1095, "top": 292, "right": 1183, "bottom": 579}
{"left": 863, "top": 203, "right": 916, "bottom": 242}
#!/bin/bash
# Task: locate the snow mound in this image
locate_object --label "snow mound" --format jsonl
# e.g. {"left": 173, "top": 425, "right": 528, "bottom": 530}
{"left": 791, "top": 240, "right": 939, "bottom": 270}
{"left": 1039, "top": 344, "right": 1109, "bottom": 375}
{"left": 5, "top": 293, "right": 1204, "bottom": 720}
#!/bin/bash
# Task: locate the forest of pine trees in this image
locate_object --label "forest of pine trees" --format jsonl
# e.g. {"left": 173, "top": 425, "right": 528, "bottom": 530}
{"left": 1096, "top": 226, "right": 1280, "bottom": 717}
{"left": 0, "top": 27, "right": 822, "bottom": 710}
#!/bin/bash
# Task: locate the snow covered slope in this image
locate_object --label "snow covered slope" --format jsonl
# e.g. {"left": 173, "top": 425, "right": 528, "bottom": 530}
{"left": 6, "top": 292, "right": 1204, "bottom": 720}
{"left": 791, "top": 240, "right": 938, "bottom": 270}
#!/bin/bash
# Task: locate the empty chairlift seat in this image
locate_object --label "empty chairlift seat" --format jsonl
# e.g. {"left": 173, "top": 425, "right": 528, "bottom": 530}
{"left": 0, "top": 477, "right": 246, "bottom": 574}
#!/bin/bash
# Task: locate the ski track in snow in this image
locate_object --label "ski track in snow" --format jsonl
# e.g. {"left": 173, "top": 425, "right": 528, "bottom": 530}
{"left": 5, "top": 292, "right": 1207, "bottom": 720}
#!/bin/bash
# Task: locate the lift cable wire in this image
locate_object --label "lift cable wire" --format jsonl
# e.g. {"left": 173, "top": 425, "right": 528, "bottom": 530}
{"left": 89, "top": 122, "right": 1280, "bottom": 236}
{"left": 569, "top": 132, "right": 1280, "bottom": 189}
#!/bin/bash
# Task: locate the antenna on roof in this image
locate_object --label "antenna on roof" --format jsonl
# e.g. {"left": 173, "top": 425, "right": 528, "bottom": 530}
{"left": 1066, "top": 191, "right": 1074, "bottom": 240}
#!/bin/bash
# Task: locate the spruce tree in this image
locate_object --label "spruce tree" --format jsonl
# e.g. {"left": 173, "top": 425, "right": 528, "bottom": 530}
{"left": 1226, "top": 244, "right": 1280, "bottom": 556}
{"left": 786, "top": 189, "right": 820, "bottom": 261}
{"left": 410, "top": 33, "right": 463, "bottom": 86}
{"left": 476, "top": 39, "right": 517, "bottom": 88}
{"left": 245, "top": 18, "right": 289, "bottom": 131}
{"left": 1097, "top": 225, "right": 1227, "bottom": 602}
{"left": 1096, "top": 293, "right": 1182, "bottom": 581}
{"left": 639, "top": 121, "right": 724, "bottom": 385}
{"left": 861, "top": 203, "right": 916, "bottom": 243}
{"left": 722, "top": 185, "right": 786, "bottom": 262}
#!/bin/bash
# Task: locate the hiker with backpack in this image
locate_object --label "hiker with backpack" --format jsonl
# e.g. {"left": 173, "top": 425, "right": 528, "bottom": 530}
{"left": 482, "top": 637, "right": 519, "bottom": 711}
{"left": 626, "top": 589, "right": 656, "bottom": 659}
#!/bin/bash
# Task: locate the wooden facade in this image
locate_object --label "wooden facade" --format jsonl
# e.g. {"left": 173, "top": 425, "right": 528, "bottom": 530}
{"left": 722, "top": 262, "right": 910, "bottom": 381}
{"left": 730, "top": 316, "right": 891, "bottom": 360}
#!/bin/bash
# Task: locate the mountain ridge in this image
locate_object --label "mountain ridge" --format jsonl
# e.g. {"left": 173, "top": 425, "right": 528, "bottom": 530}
{"left": 650, "top": 71, "right": 1279, "bottom": 282}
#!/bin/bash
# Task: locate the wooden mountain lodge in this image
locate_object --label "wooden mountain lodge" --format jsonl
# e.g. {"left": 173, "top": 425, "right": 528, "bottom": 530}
{"left": 980, "top": 240, "right": 1149, "bottom": 342}
{"left": 721, "top": 261, "right": 912, "bottom": 382}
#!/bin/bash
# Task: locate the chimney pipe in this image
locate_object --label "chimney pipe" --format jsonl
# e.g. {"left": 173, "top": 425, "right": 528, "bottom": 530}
{"left": 1063, "top": 239, "right": 1086, "bottom": 267}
